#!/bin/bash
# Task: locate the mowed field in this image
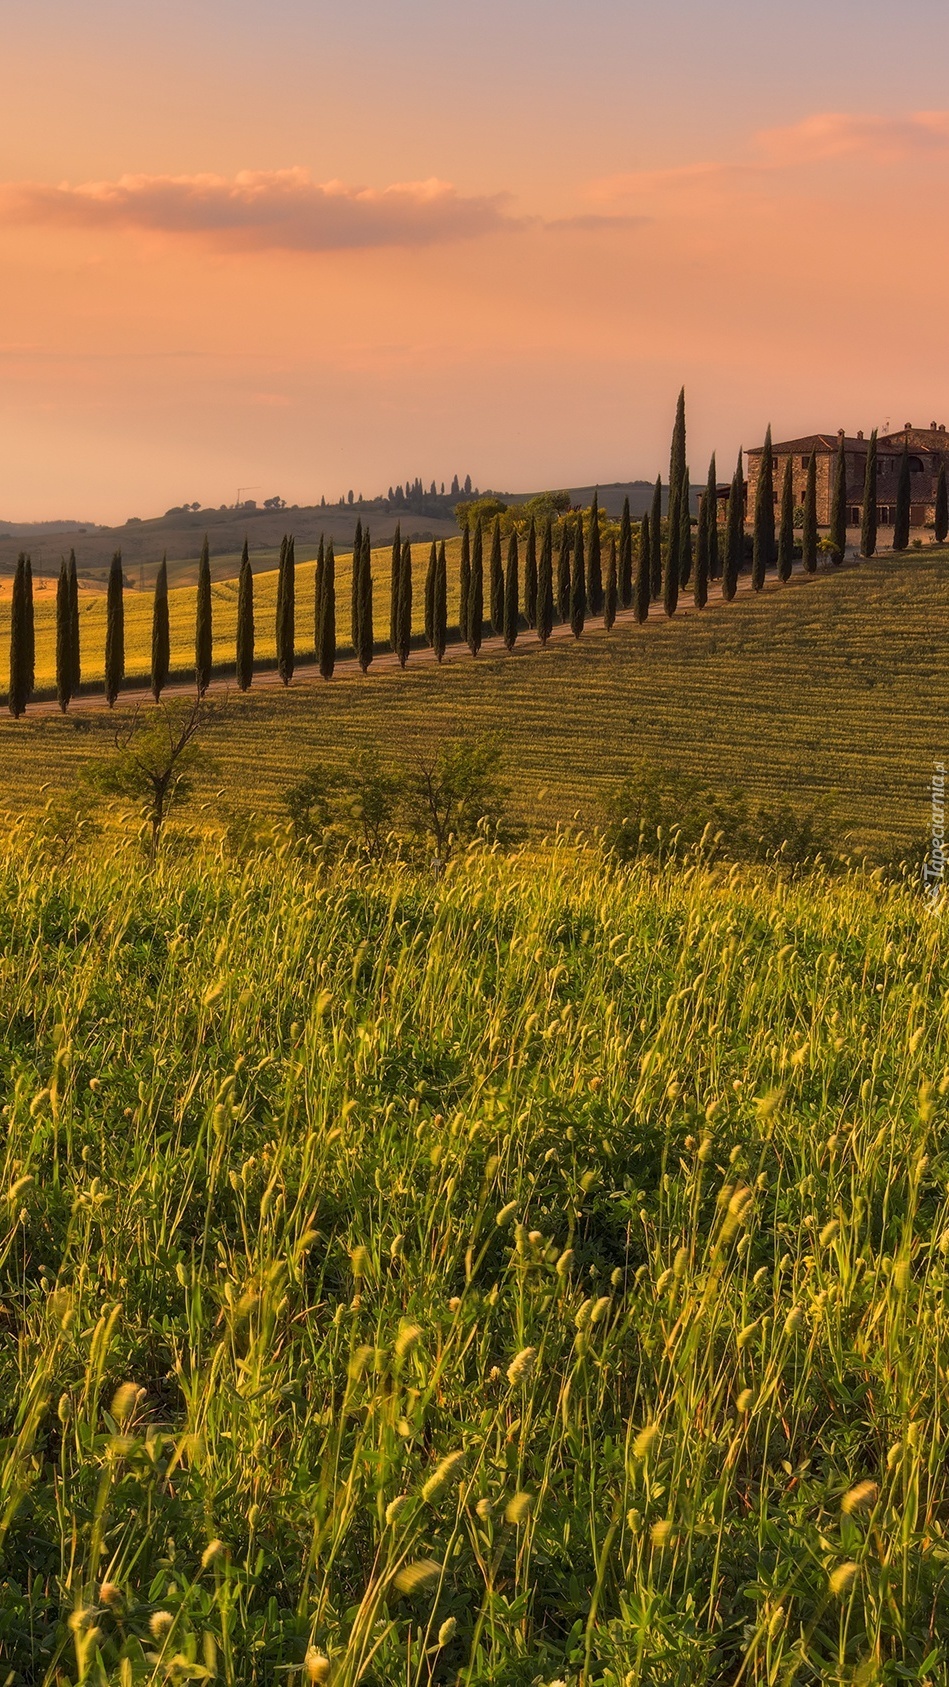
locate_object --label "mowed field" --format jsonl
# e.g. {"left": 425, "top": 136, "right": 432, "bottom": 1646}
{"left": 0, "top": 546, "right": 946, "bottom": 854}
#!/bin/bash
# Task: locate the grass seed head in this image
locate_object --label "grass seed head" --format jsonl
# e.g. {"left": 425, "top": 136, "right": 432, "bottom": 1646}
{"left": 305, "top": 1648, "right": 331, "bottom": 1682}
{"left": 650, "top": 1519, "right": 674, "bottom": 1549}
{"left": 829, "top": 1562, "right": 858, "bottom": 1596}
{"left": 110, "top": 1383, "right": 139, "bottom": 1426}
{"left": 422, "top": 1451, "right": 465, "bottom": 1502}
{"left": 496, "top": 1201, "right": 518, "bottom": 1227}
{"left": 437, "top": 1617, "right": 457, "bottom": 1646}
{"left": 201, "top": 1538, "right": 225, "bottom": 1567}
{"left": 633, "top": 1424, "right": 658, "bottom": 1460}
{"left": 149, "top": 1611, "right": 174, "bottom": 1641}
{"left": 506, "top": 1346, "right": 537, "bottom": 1386}
{"left": 394, "top": 1559, "right": 441, "bottom": 1594}
{"left": 842, "top": 1481, "right": 878, "bottom": 1515}
{"left": 504, "top": 1491, "right": 533, "bottom": 1525}
{"left": 395, "top": 1324, "right": 422, "bottom": 1360}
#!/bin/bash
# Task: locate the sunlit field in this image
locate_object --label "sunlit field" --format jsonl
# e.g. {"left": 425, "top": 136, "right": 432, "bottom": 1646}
{"left": 0, "top": 834, "right": 947, "bottom": 1684}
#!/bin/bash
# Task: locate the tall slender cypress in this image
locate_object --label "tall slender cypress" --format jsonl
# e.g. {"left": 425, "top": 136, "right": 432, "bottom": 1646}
{"left": 276, "top": 532, "right": 287, "bottom": 654}
{"left": 667, "top": 389, "right": 686, "bottom": 599}
{"left": 694, "top": 494, "right": 709, "bottom": 609}
{"left": 458, "top": 523, "right": 471, "bottom": 644}
{"left": 67, "top": 549, "right": 81, "bottom": 696}
{"left": 24, "top": 556, "right": 34, "bottom": 699}
{"left": 503, "top": 530, "right": 519, "bottom": 649}
{"left": 635, "top": 516, "right": 651, "bottom": 623}
{"left": 860, "top": 430, "right": 878, "bottom": 559}
{"left": 351, "top": 519, "right": 363, "bottom": 659}
{"left": 524, "top": 516, "right": 538, "bottom": 628}
{"left": 389, "top": 524, "right": 401, "bottom": 650}
{"left": 314, "top": 537, "right": 325, "bottom": 652}
{"left": 236, "top": 540, "right": 254, "bottom": 691}
{"left": 105, "top": 549, "right": 124, "bottom": 707}
{"left": 318, "top": 540, "right": 336, "bottom": 679}
{"left": 570, "top": 512, "right": 586, "bottom": 638}
{"left": 723, "top": 460, "right": 743, "bottom": 602}
{"left": 277, "top": 534, "right": 295, "bottom": 683}
{"left": 467, "top": 523, "right": 484, "bottom": 656}
{"left": 830, "top": 434, "right": 848, "bottom": 564}
{"left": 152, "top": 553, "right": 171, "bottom": 701}
{"left": 678, "top": 467, "right": 692, "bottom": 586}
{"left": 56, "top": 556, "right": 71, "bottom": 712}
{"left": 777, "top": 456, "right": 795, "bottom": 582}
{"left": 8, "top": 553, "right": 30, "bottom": 718}
{"left": 357, "top": 529, "right": 374, "bottom": 672}
{"left": 935, "top": 462, "right": 949, "bottom": 546}
{"left": 892, "top": 444, "right": 911, "bottom": 553}
{"left": 489, "top": 516, "right": 504, "bottom": 636}
{"left": 619, "top": 496, "right": 633, "bottom": 608}
{"left": 556, "top": 520, "right": 572, "bottom": 621}
{"left": 706, "top": 455, "right": 719, "bottom": 580}
{"left": 753, "top": 425, "right": 775, "bottom": 590}
{"left": 604, "top": 535, "right": 617, "bottom": 629}
{"left": 195, "top": 534, "right": 212, "bottom": 694}
{"left": 663, "top": 506, "right": 679, "bottom": 618}
{"left": 587, "top": 491, "right": 603, "bottom": 614}
{"left": 424, "top": 541, "right": 437, "bottom": 647}
{"left": 433, "top": 540, "right": 448, "bottom": 663}
{"left": 396, "top": 538, "right": 412, "bottom": 667}
{"left": 537, "top": 516, "right": 554, "bottom": 645}
{"left": 650, "top": 476, "right": 663, "bottom": 599}
{"left": 802, "top": 451, "right": 818, "bottom": 573}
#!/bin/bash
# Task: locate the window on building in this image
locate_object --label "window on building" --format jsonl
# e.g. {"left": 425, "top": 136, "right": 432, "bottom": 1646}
{"left": 801, "top": 454, "right": 811, "bottom": 468}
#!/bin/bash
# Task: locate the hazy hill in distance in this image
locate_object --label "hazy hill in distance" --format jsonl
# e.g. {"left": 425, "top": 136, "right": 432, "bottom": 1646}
{"left": 0, "top": 481, "right": 689, "bottom": 589}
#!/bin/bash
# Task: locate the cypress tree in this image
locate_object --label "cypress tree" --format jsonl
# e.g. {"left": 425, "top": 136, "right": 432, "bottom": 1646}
{"left": 604, "top": 535, "right": 617, "bottom": 629}
{"left": 503, "top": 530, "right": 519, "bottom": 649}
{"left": 489, "top": 516, "right": 504, "bottom": 636}
{"left": 860, "top": 429, "right": 878, "bottom": 559}
{"left": 635, "top": 515, "right": 651, "bottom": 623}
{"left": 537, "top": 516, "right": 554, "bottom": 645}
{"left": 277, "top": 533, "right": 295, "bottom": 683}
{"left": 830, "top": 433, "right": 848, "bottom": 564}
{"left": 650, "top": 476, "right": 663, "bottom": 598}
{"left": 892, "top": 444, "right": 911, "bottom": 552}
{"left": 195, "top": 534, "right": 212, "bottom": 694}
{"left": 802, "top": 451, "right": 818, "bottom": 573}
{"left": 236, "top": 540, "right": 254, "bottom": 691}
{"left": 723, "top": 460, "right": 743, "bottom": 602}
{"left": 318, "top": 540, "right": 336, "bottom": 679}
{"left": 706, "top": 455, "right": 719, "bottom": 580}
{"left": 678, "top": 467, "right": 692, "bottom": 586}
{"left": 424, "top": 540, "right": 437, "bottom": 647}
{"left": 276, "top": 532, "right": 287, "bottom": 647}
{"left": 389, "top": 524, "right": 401, "bottom": 650}
{"left": 152, "top": 553, "right": 171, "bottom": 701}
{"left": 351, "top": 519, "right": 363, "bottom": 659}
{"left": 935, "top": 462, "right": 949, "bottom": 546}
{"left": 8, "top": 553, "right": 29, "bottom": 718}
{"left": 753, "top": 425, "right": 775, "bottom": 590}
{"left": 570, "top": 512, "right": 586, "bottom": 638}
{"left": 468, "top": 522, "right": 484, "bottom": 656}
{"left": 56, "top": 556, "right": 71, "bottom": 712}
{"left": 556, "top": 520, "right": 572, "bottom": 621}
{"left": 105, "top": 549, "right": 124, "bottom": 707}
{"left": 587, "top": 491, "right": 603, "bottom": 614}
{"left": 619, "top": 496, "right": 633, "bottom": 608}
{"left": 667, "top": 388, "right": 686, "bottom": 600}
{"left": 396, "top": 538, "right": 412, "bottom": 667}
{"left": 433, "top": 540, "right": 448, "bottom": 663}
{"left": 777, "top": 456, "right": 795, "bottom": 582}
{"left": 694, "top": 493, "right": 709, "bottom": 609}
{"left": 663, "top": 507, "right": 679, "bottom": 617}
{"left": 314, "top": 537, "right": 325, "bottom": 652}
{"left": 357, "top": 529, "right": 374, "bottom": 672}
{"left": 24, "top": 555, "right": 34, "bottom": 699}
{"left": 458, "top": 523, "right": 471, "bottom": 644}
{"left": 67, "top": 548, "right": 81, "bottom": 696}
{"left": 524, "top": 516, "right": 538, "bottom": 628}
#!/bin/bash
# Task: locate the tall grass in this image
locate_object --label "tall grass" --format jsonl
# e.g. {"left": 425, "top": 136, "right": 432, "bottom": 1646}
{"left": 0, "top": 835, "right": 946, "bottom": 1684}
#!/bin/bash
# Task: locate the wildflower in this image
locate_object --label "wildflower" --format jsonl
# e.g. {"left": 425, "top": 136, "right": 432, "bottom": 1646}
{"left": 437, "top": 1618, "right": 457, "bottom": 1646}
{"left": 305, "top": 1648, "right": 331, "bottom": 1682}
{"left": 828, "top": 1562, "right": 858, "bottom": 1596}
{"left": 394, "top": 1559, "right": 441, "bottom": 1594}
{"left": 422, "top": 1451, "right": 465, "bottom": 1503}
{"left": 99, "top": 1582, "right": 122, "bottom": 1610}
{"left": 841, "top": 1481, "right": 878, "bottom": 1515}
{"left": 504, "top": 1491, "right": 533, "bottom": 1524}
{"left": 149, "top": 1611, "right": 174, "bottom": 1641}
{"left": 506, "top": 1347, "right": 536, "bottom": 1387}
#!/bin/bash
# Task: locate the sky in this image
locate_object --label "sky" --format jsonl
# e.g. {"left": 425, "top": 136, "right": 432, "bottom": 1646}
{"left": 3, "top": 0, "right": 949, "bottom": 522}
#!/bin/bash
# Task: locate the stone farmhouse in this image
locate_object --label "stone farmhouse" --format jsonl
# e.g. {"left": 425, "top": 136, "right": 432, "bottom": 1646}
{"left": 745, "top": 422, "right": 949, "bottom": 528}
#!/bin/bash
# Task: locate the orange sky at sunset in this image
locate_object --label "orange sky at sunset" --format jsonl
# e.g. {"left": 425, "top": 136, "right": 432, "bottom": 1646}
{"left": 3, "top": 0, "right": 949, "bottom": 522}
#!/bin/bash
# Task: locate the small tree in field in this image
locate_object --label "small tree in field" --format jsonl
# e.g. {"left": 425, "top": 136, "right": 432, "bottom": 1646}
{"left": 92, "top": 697, "right": 214, "bottom": 863}
{"left": 404, "top": 736, "right": 514, "bottom": 867}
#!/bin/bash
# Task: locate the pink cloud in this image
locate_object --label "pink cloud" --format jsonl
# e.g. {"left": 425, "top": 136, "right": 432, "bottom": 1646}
{"left": 0, "top": 168, "right": 520, "bottom": 251}
{"left": 757, "top": 110, "right": 949, "bottom": 164}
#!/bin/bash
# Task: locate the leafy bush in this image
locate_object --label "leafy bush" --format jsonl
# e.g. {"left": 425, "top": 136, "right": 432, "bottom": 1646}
{"left": 604, "top": 758, "right": 836, "bottom": 870}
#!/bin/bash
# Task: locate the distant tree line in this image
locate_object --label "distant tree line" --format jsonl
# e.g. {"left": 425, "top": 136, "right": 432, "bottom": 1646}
{"left": 10, "top": 392, "right": 939, "bottom": 718}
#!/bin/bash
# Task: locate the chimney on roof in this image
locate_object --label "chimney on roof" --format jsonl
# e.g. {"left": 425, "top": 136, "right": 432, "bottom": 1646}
{"left": 905, "top": 422, "right": 912, "bottom": 430}
{"left": 932, "top": 420, "right": 938, "bottom": 429}
{"left": 857, "top": 429, "right": 864, "bottom": 440}
{"left": 838, "top": 428, "right": 845, "bottom": 440}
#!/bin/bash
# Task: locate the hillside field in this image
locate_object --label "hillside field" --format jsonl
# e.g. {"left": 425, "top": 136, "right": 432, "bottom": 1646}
{"left": 0, "top": 839, "right": 947, "bottom": 1683}
{"left": 1, "top": 547, "right": 946, "bottom": 855}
